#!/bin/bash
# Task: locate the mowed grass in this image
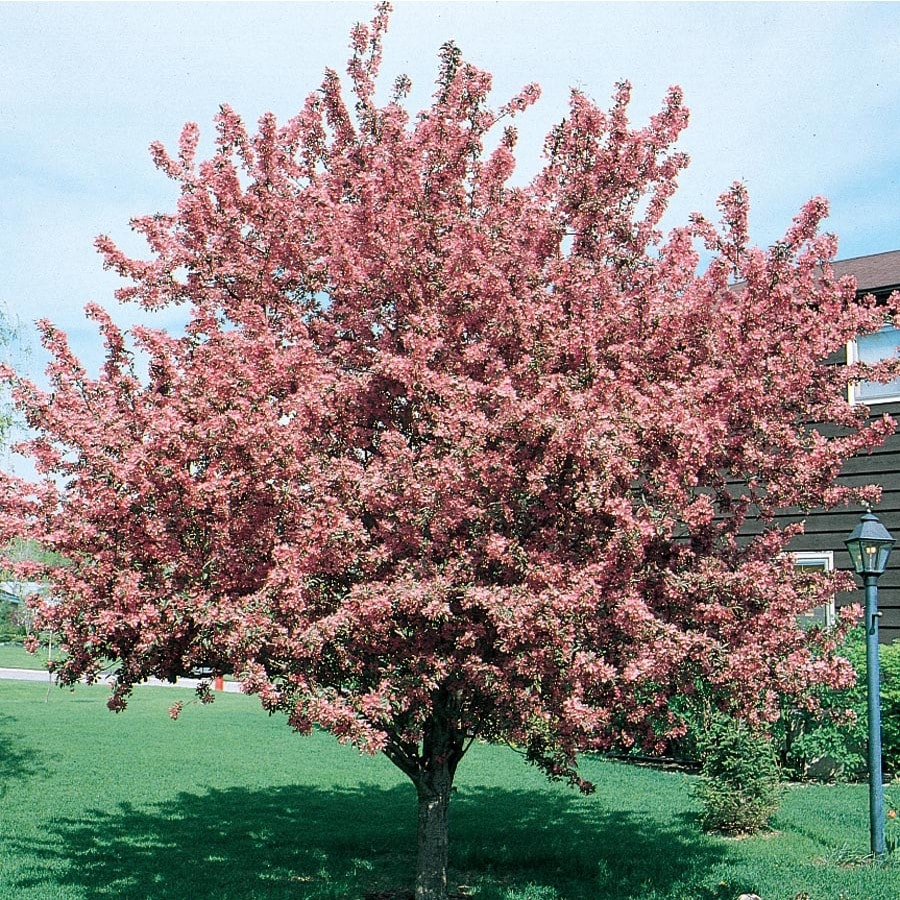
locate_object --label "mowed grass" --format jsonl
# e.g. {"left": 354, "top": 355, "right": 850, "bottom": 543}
{"left": 1, "top": 679, "right": 898, "bottom": 900}
{"left": 0, "top": 642, "right": 59, "bottom": 671}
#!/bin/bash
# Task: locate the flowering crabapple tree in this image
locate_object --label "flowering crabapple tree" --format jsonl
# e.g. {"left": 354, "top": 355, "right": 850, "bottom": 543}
{"left": 3, "top": 6, "right": 899, "bottom": 897}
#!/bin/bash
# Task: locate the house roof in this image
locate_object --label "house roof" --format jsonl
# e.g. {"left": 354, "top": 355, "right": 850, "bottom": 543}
{"left": 830, "top": 249, "right": 900, "bottom": 294}
{"left": 729, "top": 249, "right": 900, "bottom": 297}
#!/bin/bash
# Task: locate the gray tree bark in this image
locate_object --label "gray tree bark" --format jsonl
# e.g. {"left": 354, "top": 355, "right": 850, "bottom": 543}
{"left": 414, "top": 759, "right": 453, "bottom": 900}
{"left": 383, "top": 689, "right": 466, "bottom": 900}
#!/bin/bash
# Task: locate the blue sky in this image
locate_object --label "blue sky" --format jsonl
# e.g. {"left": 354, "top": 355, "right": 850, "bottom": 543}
{"left": 2, "top": 1, "right": 900, "bottom": 393}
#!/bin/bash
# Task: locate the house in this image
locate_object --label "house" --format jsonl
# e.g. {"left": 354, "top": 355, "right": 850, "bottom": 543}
{"left": 0, "top": 581, "right": 47, "bottom": 606}
{"left": 760, "top": 250, "right": 900, "bottom": 642}
{"left": 0, "top": 587, "right": 22, "bottom": 606}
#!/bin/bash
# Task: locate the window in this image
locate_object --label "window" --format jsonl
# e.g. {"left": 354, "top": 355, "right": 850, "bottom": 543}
{"left": 792, "top": 551, "right": 836, "bottom": 628}
{"left": 848, "top": 325, "right": 900, "bottom": 405}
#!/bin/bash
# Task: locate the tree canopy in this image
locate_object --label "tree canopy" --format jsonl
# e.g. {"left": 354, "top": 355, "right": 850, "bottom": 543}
{"left": 2, "top": 6, "right": 898, "bottom": 897}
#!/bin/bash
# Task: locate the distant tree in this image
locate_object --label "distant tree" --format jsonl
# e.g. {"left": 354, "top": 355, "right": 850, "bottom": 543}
{"left": 2, "top": 6, "right": 898, "bottom": 897}
{"left": 0, "top": 309, "right": 35, "bottom": 639}
{"left": 0, "top": 303, "right": 27, "bottom": 452}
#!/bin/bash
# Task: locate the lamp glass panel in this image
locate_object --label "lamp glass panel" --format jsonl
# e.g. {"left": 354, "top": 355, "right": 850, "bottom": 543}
{"left": 847, "top": 541, "right": 864, "bottom": 573}
{"left": 865, "top": 544, "right": 880, "bottom": 572}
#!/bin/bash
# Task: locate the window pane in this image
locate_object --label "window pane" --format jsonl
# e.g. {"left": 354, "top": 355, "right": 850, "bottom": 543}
{"left": 793, "top": 556, "right": 835, "bottom": 628}
{"left": 854, "top": 326, "right": 900, "bottom": 402}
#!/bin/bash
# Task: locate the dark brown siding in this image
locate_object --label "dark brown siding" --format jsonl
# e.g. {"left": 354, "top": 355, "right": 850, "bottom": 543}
{"left": 799, "top": 265, "right": 900, "bottom": 642}
{"left": 734, "top": 253, "right": 900, "bottom": 641}
{"left": 797, "top": 400, "right": 900, "bottom": 643}
{"left": 737, "top": 416, "right": 900, "bottom": 642}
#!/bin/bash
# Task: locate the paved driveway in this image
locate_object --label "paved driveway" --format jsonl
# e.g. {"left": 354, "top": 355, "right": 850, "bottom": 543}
{"left": 0, "top": 667, "right": 243, "bottom": 693}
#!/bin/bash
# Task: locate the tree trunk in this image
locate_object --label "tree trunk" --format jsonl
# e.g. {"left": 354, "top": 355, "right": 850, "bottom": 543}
{"left": 415, "top": 760, "right": 453, "bottom": 900}
{"left": 382, "top": 690, "right": 466, "bottom": 900}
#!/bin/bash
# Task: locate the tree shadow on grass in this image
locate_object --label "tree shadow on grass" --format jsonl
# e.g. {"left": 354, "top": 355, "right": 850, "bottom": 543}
{"left": 0, "top": 714, "right": 39, "bottom": 794}
{"left": 451, "top": 790, "right": 732, "bottom": 900}
{"left": 10, "top": 781, "right": 733, "bottom": 900}
{"left": 11, "top": 783, "right": 415, "bottom": 900}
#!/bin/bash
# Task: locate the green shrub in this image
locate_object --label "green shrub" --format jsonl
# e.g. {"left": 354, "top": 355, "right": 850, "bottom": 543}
{"left": 665, "top": 629, "right": 900, "bottom": 784}
{"left": 771, "top": 627, "right": 900, "bottom": 781}
{"left": 693, "top": 715, "right": 782, "bottom": 835}
{"left": 772, "top": 670, "right": 866, "bottom": 783}
{"left": 877, "top": 636, "right": 900, "bottom": 773}
{"left": 777, "top": 711, "right": 865, "bottom": 781}
{"left": 0, "top": 598, "right": 26, "bottom": 643}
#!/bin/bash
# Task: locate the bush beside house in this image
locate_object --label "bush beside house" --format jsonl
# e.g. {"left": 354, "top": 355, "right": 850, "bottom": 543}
{"left": 774, "top": 627, "right": 900, "bottom": 781}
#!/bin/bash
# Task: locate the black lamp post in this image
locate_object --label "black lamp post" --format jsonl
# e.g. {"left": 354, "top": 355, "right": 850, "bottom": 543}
{"left": 845, "top": 509, "right": 895, "bottom": 859}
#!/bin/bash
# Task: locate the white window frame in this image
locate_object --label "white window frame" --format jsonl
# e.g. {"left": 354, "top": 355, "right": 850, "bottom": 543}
{"left": 792, "top": 550, "right": 836, "bottom": 628}
{"left": 847, "top": 325, "right": 900, "bottom": 406}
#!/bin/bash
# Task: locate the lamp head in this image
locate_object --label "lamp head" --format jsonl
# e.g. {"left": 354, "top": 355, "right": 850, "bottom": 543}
{"left": 845, "top": 510, "right": 895, "bottom": 576}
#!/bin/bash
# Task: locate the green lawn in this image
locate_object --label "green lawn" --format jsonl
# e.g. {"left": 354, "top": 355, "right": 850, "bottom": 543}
{"left": 1, "top": 679, "right": 898, "bottom": 899}
{"left": 0, "top": 642, "right": 59, "bottom": 671}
